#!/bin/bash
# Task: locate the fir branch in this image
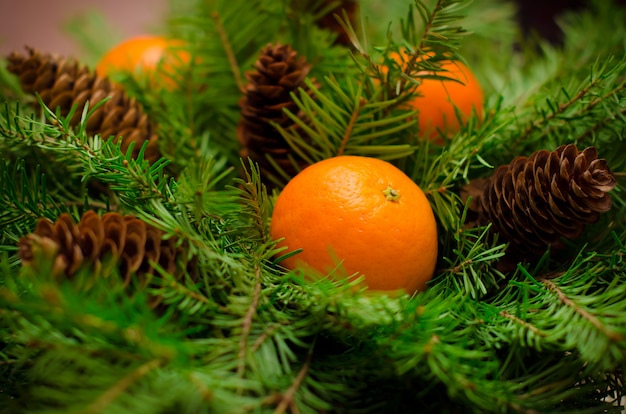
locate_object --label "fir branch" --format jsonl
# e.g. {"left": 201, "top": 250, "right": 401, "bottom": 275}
{"left": 399, "top": 0, "right": 468, "bottom": 89}
{"left": 231, "top": 159, "right": 271, "bottom": 244}
{"left": 251, "top": 322, "right": 289, "bottom": 353}
{"left": 0, "top": 100, "right": 97, "bottom": 163}
{"left": 148, "top": 270, "right": 220, "bottom": 314}
{"left": 0, "top": 159, "right": 68, "bottom": 227}
{"left": 514, "top": 78, "right": 601, "bottom": 146}
{"left": 542, "top": 278, "right": 624, "bottom": 343}
{"left": 435, "top": 222, "right": 507, "bottom": 300}
{"left": 79, "top": 359, "right": 162, "bottom": 414}
{"left": 513, "top": 56, "right": 626, "bottom": 148}
{"left": 409, "top": 105, "right": 508, "bottom": 232}
{"left": 278, "top": 75, "right": 417, "bottom": 167}
{"left": 483, "top": 246, "right": 626, "bottom": 369}
{"left": 164, "top": 0, "right": 288, "bottom": 159}
{"left": 173, "top": 154, "right": 240, "bottom": 220}
{"left": 575, "top": 104, "right": 626, "bottom": 145}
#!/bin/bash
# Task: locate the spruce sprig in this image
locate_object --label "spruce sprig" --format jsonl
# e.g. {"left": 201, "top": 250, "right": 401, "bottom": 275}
{"left": 361, "top": 0, "right": 472, "bottom": 102}
{"left": 276, "top": 75, "right": 417, "bottom": 169}
{"left": 0, "top": 159, "right": 70, "bottom": 246}
{"left": 434, "top": 222, "right": 508, "bottom": 300}
{"left": 485, "top": 248, "right": 626, "bottom": 369}
{"left": 511, "top": 56, "right": 626, "bottom": 154}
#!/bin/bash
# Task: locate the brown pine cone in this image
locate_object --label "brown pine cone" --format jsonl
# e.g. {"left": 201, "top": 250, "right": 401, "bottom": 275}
{"left": 462, "top": 144, "right": 616, "bottom": 264}
{"left": 18, "top": 210, "right": 190, "bottom": 307}
{"left": 6, "top": 47, "right": 160, "bottom": 163}
{"left": 237, "top": 43, "right": 317, "bottom": 186}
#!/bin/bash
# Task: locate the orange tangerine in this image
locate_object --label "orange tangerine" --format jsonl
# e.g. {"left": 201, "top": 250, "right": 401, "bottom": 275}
{"left": 382, "top": 51, "right": 484, "bottom": 141}
{"left": 96, "top": 35, "right": 191, "bottom": 89}
{"left": 270, "top": 155, "right": 438, "bottom": 294}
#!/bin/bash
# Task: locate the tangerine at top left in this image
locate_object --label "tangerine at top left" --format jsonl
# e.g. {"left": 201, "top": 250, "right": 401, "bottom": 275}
{"left": 96, "top": 35, "right": 191, "bottom": 89}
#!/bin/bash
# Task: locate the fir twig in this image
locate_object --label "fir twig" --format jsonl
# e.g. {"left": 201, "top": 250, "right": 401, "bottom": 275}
{"left": 336, "top": 96, "right": 364, "bottom": 156}
{"left": 499, "top": 310, "right": 548, "bottom": 338}
{"left": 79, "top": 359, "right": 163, "bottom": 414}
{"left": 211, "top": 11, "right": 244, "bottom": 92}
{"left": 543, "top": 279, "right": 624, "bottom": 342}
{"left": 274, "top": 345, "right": 314, "bottom": 414}
{"left": 515, "top": 81, "right": 600, "bottom": 146}
{"left": 399, "top": 0, "right": 464, "bottom": 90}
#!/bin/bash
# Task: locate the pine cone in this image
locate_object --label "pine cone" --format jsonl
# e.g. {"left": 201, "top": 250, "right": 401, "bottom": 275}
{"left": 18, "top": 210, "right": 190, "bottom": 307}
{"left": 315, "top": 0, "right": 359, "bottom": 46}
{"left": 462, "top": 144, "right": 616, "bottom": 264}
{"left": 237, "top": 43, "right": 317, "bottom": 185}
{"left": 6, "top": 47, "right": 160, "bottom": 163}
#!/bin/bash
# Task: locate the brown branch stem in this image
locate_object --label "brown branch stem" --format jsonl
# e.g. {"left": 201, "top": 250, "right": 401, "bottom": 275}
{"left": 189, "top": 372, "right": 215, "bottom": 402}
{"left": 273, "top": 346, "right": 314, "bottom": 414}
{"left": 251, "top": 323, "right": 287, "bottom": 353}
{"left": 163, "top": 274, "right": 224, "bottom": 310}
{"left": 445, "top": 259, "right": 473, "bottom": 274}
{"left": 500, "top": 310, "right": 547, "bottom": 337}
{"left": 518, "top": 378, "right": 574, "bottom": 400}
{"left": 79, "top": 359, "right": 162, "bottom": 414}
{"left": 211, "top": 11, "right": 244, "bottom": 92}
{"left": 237, "top": 263, "right": 263, "bottom": 377}
{"left": 336, "top": 98, "right": 364, "bottom": 156}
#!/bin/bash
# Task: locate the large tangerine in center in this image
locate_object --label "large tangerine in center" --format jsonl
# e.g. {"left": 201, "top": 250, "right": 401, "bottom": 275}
{"left": 270, "top": 155, "right": 438, "bottom": 294}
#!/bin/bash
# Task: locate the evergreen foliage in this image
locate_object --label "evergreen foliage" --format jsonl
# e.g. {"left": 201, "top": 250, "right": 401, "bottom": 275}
{"left": 1, "top": 0, "right": 626, "bottom": 412}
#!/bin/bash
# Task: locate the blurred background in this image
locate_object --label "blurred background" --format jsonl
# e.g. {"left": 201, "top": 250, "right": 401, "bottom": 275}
{"left": 0, "top": 0, "right": 619, "bottom": 59}
{"left": 0, "top": 0, "right": 167, "bottom": 57}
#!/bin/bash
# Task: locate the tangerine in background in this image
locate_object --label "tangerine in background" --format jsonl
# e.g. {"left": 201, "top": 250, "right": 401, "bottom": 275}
{"left": 96, "top": 35, "right": 190, "bottom": 89}
{"left": 382, "top": 52, "right": 484, "bottom": 141}
{"left": 411, "top": 59, "right": 484, "bottom": 141}
{"left": 270, "top": 155, "right": 438, "bottom": 294}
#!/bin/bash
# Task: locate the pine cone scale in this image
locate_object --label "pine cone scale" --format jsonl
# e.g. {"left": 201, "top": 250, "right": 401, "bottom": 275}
{"left": 550, "top": 175, "right": 568, "bottom": 202}
{"left": 122, "top": 234, "right": 146, "bottom": 275}
{"left": 74, "top": 73, "right": 93, "bottom": 92}
{"left": 265, "top": 61, "right": 290, "bottom": 76}
{"left": 49, "top": 72, "right": 74, "bottom": 97}
{"left": 56, "top": 215, "right": 80, "bottom": 253}
{"left": 104, "top": 213, "right": 127, "bottom": 255}
{"left": 280, "top": 70, "right": 309, "bottom": 86}
{"left": 79, "top": 228, "right": 101, "bottom": 262}
{"left": 255, "top": 85, "right": 288, "bottom": 99}
{"left": 31, "top": 68, "right": 56, "bottom": 92}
